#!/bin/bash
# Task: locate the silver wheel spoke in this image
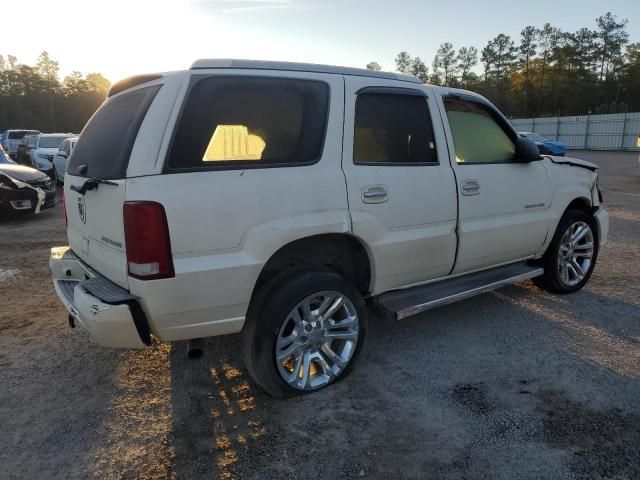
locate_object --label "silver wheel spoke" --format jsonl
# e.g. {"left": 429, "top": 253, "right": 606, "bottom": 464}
{"left": 321, "top": 344, "right": 345, "bottom": 369}
{"left": 301, "top": 299, "right": 312, "bottom": 319}
{"left": 290, "top": 355, "right": 303, "bottom": 380}
{"left": 323, "top": 296, "right": 345, "bottom": 320}
{"left": 570, "top": 226, "right": 589, "bottom": 245}
{"left": 300, "top": 351, "right": 311, "bottom": 389}
{"left": 574, "top": 241, "right": 593, "bottom": 251}
{"left": 316, "top": 295, "right": 334, "bottom": 316}
{"left": 276, "top": 341, "right": 299, "bottom": 361}
{"left": 560, "top": 262, "right": 569, "bottom": 283}
{"left": 325, "top": 329, "right": 358, "bottom": 342}
{"left": 276, "top": 329, "right": 297, "bottom": 348}
{"left": 328, "top": 314, "right": 356, "bottom": 329}
{"left": 290, "top": 308, "right": 303, "bottom": 325}
{"left": 567, "top": 262, "right": 578, "bottom": 280}
{"left": 570, "top": 258, "right": 584, "bottom": 277}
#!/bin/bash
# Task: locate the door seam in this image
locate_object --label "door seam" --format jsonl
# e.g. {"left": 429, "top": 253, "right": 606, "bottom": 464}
{"left": 434, "top": 92, "right": 461, "bottom": 275}
{"left": 339, "top": 75, "right": 353, "bottom": 233}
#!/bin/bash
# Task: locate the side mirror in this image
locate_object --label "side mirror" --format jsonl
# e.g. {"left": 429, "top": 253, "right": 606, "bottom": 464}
{"left": 515, "top": 137, "right": 541, "bottom": 162}
{"left": 58, "top": 151, "right": 68, "bottom": 158}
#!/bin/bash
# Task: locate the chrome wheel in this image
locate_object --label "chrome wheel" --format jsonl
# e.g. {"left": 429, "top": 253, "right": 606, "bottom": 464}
{"left": 275, "top": 291, "right": 359, "bottom": 391}
{"left": 557, "top": 221, "right": 594, "bottom": 287}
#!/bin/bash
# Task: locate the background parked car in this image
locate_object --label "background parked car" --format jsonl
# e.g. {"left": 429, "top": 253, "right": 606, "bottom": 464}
{"left": 16, "top": 134, "right": 40, "bottom": 167}
{"left": 0, "top": 146, "right": 56, "bottom": 214}
{"left": 518, "top": 132, "right": 567, "bottom": 156}
{"left": 1, "top": 129, "right": 40, "bottom": 158}
{"left": 0, "top": 144, "right": 11, "bottom": 163}
{"left": 52, "top": 137, "right": 77, "bottom": 183}
{"left": 17, "top": 133, "right": 74, "bottom": 182}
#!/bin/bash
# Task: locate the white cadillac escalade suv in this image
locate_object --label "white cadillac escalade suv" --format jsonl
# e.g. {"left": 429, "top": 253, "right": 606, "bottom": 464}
{"left": 50, "top": 60, "right": 608, "bottom": 397}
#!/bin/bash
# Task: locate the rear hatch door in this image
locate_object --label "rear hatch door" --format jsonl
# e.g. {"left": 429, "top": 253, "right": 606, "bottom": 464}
{"left": 65, "top": 84, "right": 161, "bottom": 288}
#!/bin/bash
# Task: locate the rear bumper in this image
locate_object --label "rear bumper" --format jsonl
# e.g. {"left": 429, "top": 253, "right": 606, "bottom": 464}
{"left": 594, "top": 208, "right": 609, "bottom": 246}
{"left": 50, "top": 246, "right": 149, "bottom": 349}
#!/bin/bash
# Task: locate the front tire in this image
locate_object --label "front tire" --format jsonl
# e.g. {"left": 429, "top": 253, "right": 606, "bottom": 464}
{"left": 534, "top": 209, "right": 599, "bottom": 293}
{"left": 242, "top": 270, "right": 367, "bottom": 398}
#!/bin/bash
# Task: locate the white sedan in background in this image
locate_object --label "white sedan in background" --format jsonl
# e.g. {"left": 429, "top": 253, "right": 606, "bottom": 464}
{"left": 52, "top": 137, "right": 77, "bottom": 184}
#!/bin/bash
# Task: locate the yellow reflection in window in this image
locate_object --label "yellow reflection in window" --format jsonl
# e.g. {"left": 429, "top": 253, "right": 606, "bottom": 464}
{"left": 203, "top": 125, "right": 266, "bottom": 162}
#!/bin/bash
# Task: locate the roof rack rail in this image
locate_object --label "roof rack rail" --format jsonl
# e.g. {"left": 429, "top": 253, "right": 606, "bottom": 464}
{"left": 190, "top": 59, "right": 422, "bottom": 84}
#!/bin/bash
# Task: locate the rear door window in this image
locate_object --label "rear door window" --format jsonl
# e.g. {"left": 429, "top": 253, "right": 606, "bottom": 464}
{"left": 354, "top": 93, "right": 437, "bottom": 165}
{"left": 67, "top": 85, "right": 160, "bottom": 179}
{"left": 168, "top": 76, "right": 329, "bottom": 169}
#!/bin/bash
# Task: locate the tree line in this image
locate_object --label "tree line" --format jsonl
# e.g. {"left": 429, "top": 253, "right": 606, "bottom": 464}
{"left": 0, "top": 51, "right": 110, "bottom": 133}
{"left": 367, "top": 12, "right": 640, "bottom": 117}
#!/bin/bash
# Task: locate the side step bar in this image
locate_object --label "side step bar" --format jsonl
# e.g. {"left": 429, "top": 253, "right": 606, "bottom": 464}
{"left": 376, "top": 262, "right": 543, "bottom": 320}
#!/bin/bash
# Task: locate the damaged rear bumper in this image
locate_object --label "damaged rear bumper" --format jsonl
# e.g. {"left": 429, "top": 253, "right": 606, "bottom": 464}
{"left": 50, "top": 246, "right": 150, "bottom": 349}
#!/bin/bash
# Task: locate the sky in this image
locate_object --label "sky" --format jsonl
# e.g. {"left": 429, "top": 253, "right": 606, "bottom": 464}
{"left": 2, "top": 0, "right": 639, "bottom": 83}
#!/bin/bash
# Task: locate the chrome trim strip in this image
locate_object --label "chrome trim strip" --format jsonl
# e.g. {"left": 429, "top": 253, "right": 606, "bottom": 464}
{"left": 396, "top": 268, "right": 544, "bottom": 320}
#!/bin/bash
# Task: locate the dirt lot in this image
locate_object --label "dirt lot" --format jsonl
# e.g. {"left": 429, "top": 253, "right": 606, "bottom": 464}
{"left": 1, "top": 151, "right": 639, "bottom": 480}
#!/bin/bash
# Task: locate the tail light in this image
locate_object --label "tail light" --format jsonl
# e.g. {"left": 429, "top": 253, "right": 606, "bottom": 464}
{"left": 123, "top": 201, "right": 174, "bottom": 280}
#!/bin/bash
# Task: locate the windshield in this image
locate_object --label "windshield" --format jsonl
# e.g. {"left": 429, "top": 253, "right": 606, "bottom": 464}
{"left": 39, "top": 136, "right": 69, "bottom": 149}
{"left": 8, "top": 130, "right": 38, "bottom": 140}
{"left": 523, "top": 133, "right": 551, "bottom": 143}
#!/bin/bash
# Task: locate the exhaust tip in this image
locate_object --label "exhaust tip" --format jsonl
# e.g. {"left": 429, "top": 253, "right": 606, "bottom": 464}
{"left": 186, "top": 338, "right": 205, "bottom": 359}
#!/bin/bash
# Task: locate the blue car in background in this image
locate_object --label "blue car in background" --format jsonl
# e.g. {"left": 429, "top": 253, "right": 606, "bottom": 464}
{"left": 519, "top": 132, "right": 567, "bottom": 156}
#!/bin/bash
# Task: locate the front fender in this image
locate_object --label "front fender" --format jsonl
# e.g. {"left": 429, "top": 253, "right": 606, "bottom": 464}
{"left": 537, "top": 159, "right": 597, "bottom": 256}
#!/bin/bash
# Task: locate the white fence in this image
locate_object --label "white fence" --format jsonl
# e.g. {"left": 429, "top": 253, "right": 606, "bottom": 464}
{"left": 510, "top": 112, "right": 640, "bottom": 151}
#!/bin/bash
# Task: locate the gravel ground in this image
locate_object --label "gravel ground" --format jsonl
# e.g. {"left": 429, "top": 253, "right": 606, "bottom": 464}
{"left": 1, "top": 150, "right": 639, "bottom": 480}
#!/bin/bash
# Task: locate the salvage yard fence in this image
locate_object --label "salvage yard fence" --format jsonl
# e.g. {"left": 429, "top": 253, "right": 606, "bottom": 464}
{"left": 510, "top": 112, "right": 640, "bottom": 151}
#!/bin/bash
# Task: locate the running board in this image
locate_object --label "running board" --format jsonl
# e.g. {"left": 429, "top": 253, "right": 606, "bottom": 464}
{"left": 376, "top": 262, "right": 543, "bottom": 320}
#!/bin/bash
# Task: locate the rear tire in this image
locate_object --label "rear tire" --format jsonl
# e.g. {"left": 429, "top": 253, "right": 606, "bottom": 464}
{"left": 242, "top": 270, "right": 367, "bottom": 398}
{"left": 534, "top": 209, "right": 599, "bottom": 293}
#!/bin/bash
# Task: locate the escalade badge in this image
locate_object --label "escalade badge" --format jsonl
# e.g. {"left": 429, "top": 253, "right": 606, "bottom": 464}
{"left": 78, "top": 196, "right": 86, "bottom": 224}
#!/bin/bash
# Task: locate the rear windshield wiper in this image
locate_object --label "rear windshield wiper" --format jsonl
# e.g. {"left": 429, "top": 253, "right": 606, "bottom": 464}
{"left": 70, "top": 177, "right": 119, "bottom": 195}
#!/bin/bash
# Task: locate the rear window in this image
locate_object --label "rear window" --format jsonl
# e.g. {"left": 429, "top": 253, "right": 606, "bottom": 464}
{"left": 9, "top": 130, "right": 37, "bottom": 139}
{"left": 39, "top": 136, "right": 69, "bottom": 149}
{"left": 168, "top": 76, "right": 329, "bottom": 169}
{"left": 68, "top": 85, "right": 160, "bottom": 179}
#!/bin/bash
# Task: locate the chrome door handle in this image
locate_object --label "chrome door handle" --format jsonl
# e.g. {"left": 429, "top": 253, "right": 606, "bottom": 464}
{"left": 461, "top": 180, "right": 480, "bottom": 196}
{"left": 362, "top": 185, "right": 388, "bottom": 203}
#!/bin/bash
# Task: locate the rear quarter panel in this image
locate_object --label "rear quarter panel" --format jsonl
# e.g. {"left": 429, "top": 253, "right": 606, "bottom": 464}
{"left": 126, "top": 70, "right": 350, "bottom": 341}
